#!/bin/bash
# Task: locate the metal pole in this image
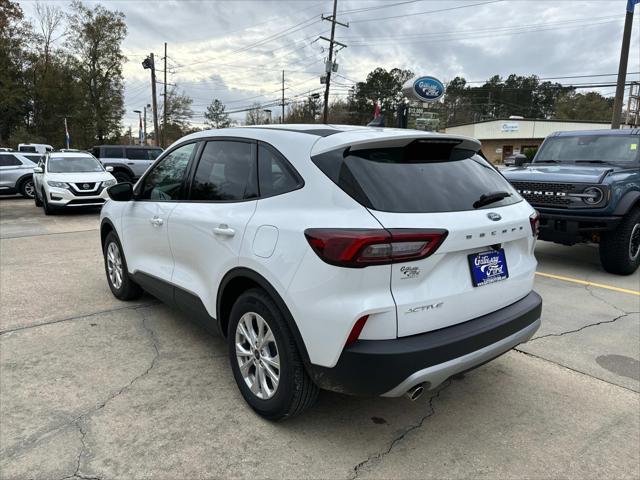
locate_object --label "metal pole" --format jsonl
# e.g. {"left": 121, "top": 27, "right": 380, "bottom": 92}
{"left": 611, "top": 7, "right": 635, "bottom": 129}
{"left": 323, "top": 0, "right": 338, "bottom": 124}
{"left": 150, "top": 53, "right": 160, "bottom": 147}
{"left": 64, "top": 117, "right": 70, "bottom": 149}
{"left": 143, "top": 106, "right": 147, "bottom": 145}
{"left": 282, "top": 70, "right": 285, "bottom": 123}
{"left": 163, "top": 42, "right": 168, "bottom": 146}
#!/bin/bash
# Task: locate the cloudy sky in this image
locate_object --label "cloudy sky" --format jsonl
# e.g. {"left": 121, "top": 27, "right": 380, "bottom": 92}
{"left": 19, "top": 0, "right": 640, "bottom": 129}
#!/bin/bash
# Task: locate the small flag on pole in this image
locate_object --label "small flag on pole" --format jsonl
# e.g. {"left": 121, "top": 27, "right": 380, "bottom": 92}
{"left": 373, "top": 100, "right": 381, "bottom": 118}
{"left": 628, "top": 0, "right": 639, "bottom": 12}
{"left": 64, "top": 118, "right": 70, "bottom": 149}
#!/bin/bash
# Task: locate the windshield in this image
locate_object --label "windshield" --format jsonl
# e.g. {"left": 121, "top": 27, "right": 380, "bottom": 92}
{"left": 48, "top": 155, "right": 104, "bottom": 173}
{"left": 535, "top": 135, "right": 640, "bottom": 164}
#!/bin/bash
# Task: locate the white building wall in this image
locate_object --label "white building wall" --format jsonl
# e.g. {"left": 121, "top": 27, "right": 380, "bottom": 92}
{"left": 445, "top": 120, "right": 610, "bottom": 140}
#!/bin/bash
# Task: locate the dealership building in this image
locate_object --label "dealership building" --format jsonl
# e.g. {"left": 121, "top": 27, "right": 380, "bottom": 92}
{"left": 444, "top": 118, "right": 610, "bottom": 163}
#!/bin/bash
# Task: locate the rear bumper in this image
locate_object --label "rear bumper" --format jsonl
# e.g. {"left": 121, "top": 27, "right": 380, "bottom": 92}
{"left": 307, "top": 291, "right": 542, "bottom": 396}
{"left": 538, "top": 212, "right": 621, "bottom": 244}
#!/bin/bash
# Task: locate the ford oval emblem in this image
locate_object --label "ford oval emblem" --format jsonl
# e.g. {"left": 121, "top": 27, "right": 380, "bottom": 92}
{"left": 403, "top": 76, "right": 445, "bottom": 102}
{"left": 487, "top": 212, "right": 502, "bottom": 221}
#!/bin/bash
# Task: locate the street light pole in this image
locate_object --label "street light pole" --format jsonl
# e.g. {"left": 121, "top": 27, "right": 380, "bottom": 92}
{"left": 144, "top": 105, "right": 148, "bottom": 145}
{"left": 133, "top": 110, "right": 143, "bottom": 145}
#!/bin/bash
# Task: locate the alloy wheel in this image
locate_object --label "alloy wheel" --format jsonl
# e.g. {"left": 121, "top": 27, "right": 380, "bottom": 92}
{"left": 106, "top": 242, "right": 123, "bottom": 289}
{"left": 24, "top": 181, "right": 35, "bottom": 198}
{"left": 235, "top": 312, "right": 280, "bottom": 399}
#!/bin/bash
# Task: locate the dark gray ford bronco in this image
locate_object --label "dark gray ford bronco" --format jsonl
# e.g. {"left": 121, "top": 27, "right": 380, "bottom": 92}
{"left": 503, "top": 129, "right": 640, "bottom": 275}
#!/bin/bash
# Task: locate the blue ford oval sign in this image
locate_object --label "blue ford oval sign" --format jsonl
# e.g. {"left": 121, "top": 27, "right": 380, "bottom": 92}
{"left": 403, "top": 76, "right": 445, "bottom": 102}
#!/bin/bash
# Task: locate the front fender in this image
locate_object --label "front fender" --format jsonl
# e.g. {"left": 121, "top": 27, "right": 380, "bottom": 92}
{"left": 613, "top": 191, "right": 640, "bottom": 216}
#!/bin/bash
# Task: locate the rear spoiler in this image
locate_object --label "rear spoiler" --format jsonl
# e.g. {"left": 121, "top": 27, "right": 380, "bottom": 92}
{"left": 310, "top": 130, "right": 481, "bottom": 156}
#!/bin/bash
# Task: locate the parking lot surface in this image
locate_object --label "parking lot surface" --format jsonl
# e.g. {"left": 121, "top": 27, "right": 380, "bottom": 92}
{"left": 1, "top": 196, "right": 638, "bottom": 480}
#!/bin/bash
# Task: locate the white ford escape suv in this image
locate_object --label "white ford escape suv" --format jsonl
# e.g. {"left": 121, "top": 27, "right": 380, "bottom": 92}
{"left": 100, "top": 125, "right": 542, "bottom": 420}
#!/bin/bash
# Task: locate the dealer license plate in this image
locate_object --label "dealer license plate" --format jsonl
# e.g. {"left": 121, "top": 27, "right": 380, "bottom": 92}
{"left": 468, "top": 249, "right": 509, "bottom": 287}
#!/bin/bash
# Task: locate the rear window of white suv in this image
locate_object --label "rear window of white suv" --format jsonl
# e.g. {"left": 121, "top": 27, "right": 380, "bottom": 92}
{"left": 311, "top": 140, "right": 521, "bottom": 213}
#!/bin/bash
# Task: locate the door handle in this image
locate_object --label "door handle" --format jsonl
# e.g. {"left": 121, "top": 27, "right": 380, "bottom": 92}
{"left": 150, "top": 216, "right": 164, "bottom": 227}
{"left": 212, "top": 224, "right": 235, "bottom": 237}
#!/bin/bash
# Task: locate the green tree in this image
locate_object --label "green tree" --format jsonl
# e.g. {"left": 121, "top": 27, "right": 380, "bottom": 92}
{"left": 65, "top": 0, "right": 127, "bottom": 145}
{"left": 555, "top": 91, "right": 613, "bottom": 122}
{"left": 245, "top": 103, "right": 267, "bottom": 125}
{"left": 349, "top": 67, "right": 414, "bottom": 125}
{"left": 443, "top": 74, "right": 571, "bottom": 126}
{"left": 0, "top": 0, "right": 31, "bottom": 145}
{"left": 160, "top": 86, "right": 194, "bottom": 144}
{"left": 30, "top": 2, "right": 78, "bottom": 147}
{"left": 285, "top": 94, "right": 322, "bottom": 123}
{"left": 204, "top": 98, "right": 230, "bottom": 129}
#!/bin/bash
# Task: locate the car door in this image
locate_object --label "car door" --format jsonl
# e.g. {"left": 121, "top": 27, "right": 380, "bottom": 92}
{"left": 32, "top": 156, "right": 46, "bottom": 195}
{"left": 168, "top": 139, "right": 258, "bottom": 317}
{"left": 120, "top": 142, "right": 197, "bottom": 292}
{"left": 0, "top": 154, "right": 22, "bottom": 191}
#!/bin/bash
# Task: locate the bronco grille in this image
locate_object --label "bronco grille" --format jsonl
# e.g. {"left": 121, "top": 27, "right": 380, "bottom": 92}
{"left": 509, "top": 181, "right": 576, "bottom": 208}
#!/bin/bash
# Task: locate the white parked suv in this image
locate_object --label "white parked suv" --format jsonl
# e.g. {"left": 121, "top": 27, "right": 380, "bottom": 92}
{"left": 100, "top": 125, "right": 542, "bottom": 420}
{"left": 33, "top": 152, "right": 117, "bottom": 214}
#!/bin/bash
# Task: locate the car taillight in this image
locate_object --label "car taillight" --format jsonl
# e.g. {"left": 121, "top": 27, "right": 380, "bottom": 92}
{"left": 304, "top": 228, "right": 448, "bottom": 268}
{"left": 529, "top": 212, "right": 540, "bottom": 237}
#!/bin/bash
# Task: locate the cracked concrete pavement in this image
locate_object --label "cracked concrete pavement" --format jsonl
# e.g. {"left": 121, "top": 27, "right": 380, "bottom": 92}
{"left": 1, "top": 197, "right": 639, "bottom": 479}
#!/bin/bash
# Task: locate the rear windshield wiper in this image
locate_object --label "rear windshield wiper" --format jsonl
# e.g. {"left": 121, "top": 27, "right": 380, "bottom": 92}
{"left": 473, "top": 191, "right": 512, "bottom": 209}
{"left": 575, "top": 160, "right": 608, "bottom": 164}
{"left": 532, "top": 159, "right": 559, "bottom": 163}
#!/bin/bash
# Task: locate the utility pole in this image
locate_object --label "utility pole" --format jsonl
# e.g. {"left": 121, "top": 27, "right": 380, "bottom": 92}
{"left": 320, "top": 0, "right": 348, "bottom": 123}
{"left": 142, "top": 53, "right": 160, "bottom": 146}
{"left": 163, "top": 42, "right": 168, "bottom": 147}
{"left": 282, "top": 70, "right": 285, "bottom": 123}
{"left": 611, "top": 0, "right": 637, "bottom": 129}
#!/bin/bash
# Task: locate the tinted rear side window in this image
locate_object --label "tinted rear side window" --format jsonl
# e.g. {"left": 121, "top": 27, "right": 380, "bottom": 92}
{"left": 190, "top": 141, "right": 257, "bottom": 201}
{"left": 125, "top": 148, "right": 147, "bottom": 160}
{"left": 258, "top": 144, "right": 302, "bottom": 197}
{"left": 148, "top": 149, "right": 163, "bottom": 160}
{"left": 0, "top": 155, "right": 22, "bottom": 166}
{"left": 103, "top": 147, "right": 123, "bottom": 158}
{"left": 311, "top": 140, "right": 521, "bottom": 213}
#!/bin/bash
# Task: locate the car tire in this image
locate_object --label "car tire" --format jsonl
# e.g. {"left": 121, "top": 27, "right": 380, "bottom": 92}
{"left": 103, "top": 232, "right": 143, "bottom": 300}
{"left": 599, "top": 207, "right": 640, "bottom": 275}
{"left": 34, "top": 189, "right": 42, "bottom": 207}
{"left": 19, "top": 178, "right": 35, "bottom": 199}
{"left": 42, "top": 191, "right": 56, "bottom": 215}
{"left": 113, "top": 171, "right": 132, "bottom": 184}
{"left": 228, "top": 288, "right": 319, "bottom": 421}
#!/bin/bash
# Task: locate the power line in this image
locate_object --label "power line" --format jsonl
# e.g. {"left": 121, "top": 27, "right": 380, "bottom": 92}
{"left": 348, "top": 18, "right": 621, "bottom": 47}
{"left": 348, "top": 0, "right": 503, "bottom": 24}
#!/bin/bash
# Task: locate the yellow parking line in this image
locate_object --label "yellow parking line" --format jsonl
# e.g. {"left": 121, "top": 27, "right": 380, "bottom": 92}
{"left": 535, "top": 271, "right": 640, "bottom": 296}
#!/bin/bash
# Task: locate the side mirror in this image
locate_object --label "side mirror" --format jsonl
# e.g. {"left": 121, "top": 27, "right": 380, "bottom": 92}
{"left": 107, "top": 182, "right": 133, "bottom": 201}
{"left": 514, "top": 154, "right": 528, "bottom": 167}
{"left": 33, "top": 167, "right": 43, "bottom": 174}
{"left": 105, "top": 166, "right": 114, "bottom": 172}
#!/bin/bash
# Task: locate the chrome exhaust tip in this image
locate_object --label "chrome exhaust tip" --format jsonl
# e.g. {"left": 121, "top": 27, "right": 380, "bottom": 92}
{"left": 405, "top": 384, "right": 425, "bottom": 401}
